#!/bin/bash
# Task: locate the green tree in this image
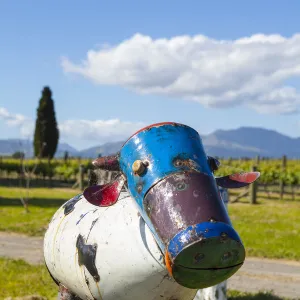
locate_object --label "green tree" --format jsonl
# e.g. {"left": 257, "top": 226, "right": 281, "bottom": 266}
{"left": 12, "top": 151, "right": 25, "bottom": 159}
{"left": 33, "top": 86, "right": 59, "bottom": 159}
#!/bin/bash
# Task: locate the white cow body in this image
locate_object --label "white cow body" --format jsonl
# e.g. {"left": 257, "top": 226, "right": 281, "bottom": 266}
{"left": 44, "top": 191, "right": 198, "bottom": 300}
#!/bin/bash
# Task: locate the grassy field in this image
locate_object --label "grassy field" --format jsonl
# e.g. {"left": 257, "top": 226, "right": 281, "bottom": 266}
{"left": 227, "top": 199, "right": 300, "bottom": 260}
{"left": 0, "top": 257, "right": 57, "bottom": 299}
{"left": 0, "top": 257, "right": 289, "bottom": 300}
{"left": 0, "top": 187, "right": 79, "bottom": 236}
{"left": 0, "top": 186, "right": 300, "bottom": 261}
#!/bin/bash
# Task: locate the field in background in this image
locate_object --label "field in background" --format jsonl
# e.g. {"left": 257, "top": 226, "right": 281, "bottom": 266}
{"left": 0, "top": 187, "right": 78, "bottom": 236}
{"left": 0, "top": 187, "right": 299, "bottom": 261}
{"left": 1, "top": 156, "right": 299, "bottom": 300}
{"left": 1, "top": 157, "right": 300, "bottom": 189}
{"left": 1, "top": 157, "right": 300, "bottom": 299}
{"left": 0, "top": 257, "right": 57, "bottom": 299}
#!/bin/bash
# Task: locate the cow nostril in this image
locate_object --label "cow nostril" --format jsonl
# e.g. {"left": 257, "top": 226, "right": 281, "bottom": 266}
{"left": 222, "top": 252, "right": 232, "bottom": 261}
{"left": 194, "top": 253, "right": 205, "bottom": 263}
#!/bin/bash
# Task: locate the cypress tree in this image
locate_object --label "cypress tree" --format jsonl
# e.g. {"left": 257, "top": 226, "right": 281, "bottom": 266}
{"left": 33, "top": 86, "right": 59, "bottom": 159}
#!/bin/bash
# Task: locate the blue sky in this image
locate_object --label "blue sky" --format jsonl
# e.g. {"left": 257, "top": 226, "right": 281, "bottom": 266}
{"left": 1, "top": 1, "right": 300, "bottom": 150}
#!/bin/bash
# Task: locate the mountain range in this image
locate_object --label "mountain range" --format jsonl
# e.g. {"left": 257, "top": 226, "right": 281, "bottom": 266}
{"left": 1, "top": 127, "right": 300, "bottom": 159}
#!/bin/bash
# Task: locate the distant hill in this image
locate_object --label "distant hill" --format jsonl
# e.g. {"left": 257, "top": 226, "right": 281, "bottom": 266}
{"left": 1, "top": 127, "right": 300, "bottom": 158}
{"left": 202, "top": 127, "right": 300, "bottom": 158}
{"left": 78, "top": 141, "right": 125, "bottom": 158}
{"left": 0, "top": 139, "right": 79, "bottom": 158}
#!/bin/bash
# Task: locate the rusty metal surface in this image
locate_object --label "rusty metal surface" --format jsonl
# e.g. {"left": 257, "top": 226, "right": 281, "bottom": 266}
{"left": 122, "top": 122, "right": 186, "bottom": 146}
{"left": 92, "top": 154, "right": 120, "bottom": 171}
{"left": 119, "top": 122, "right": 211, "bottom": 209}
{"left": 144, "top": 172, "right": 231, "bottom": 243}
{"left": 43, "top": 121, "right": 262, "bottom": 297}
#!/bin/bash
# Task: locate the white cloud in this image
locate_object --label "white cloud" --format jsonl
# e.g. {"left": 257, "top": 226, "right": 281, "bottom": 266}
{"left": 62, "top": 33, "right": 300, "bottom": 114}
{"left": 0, "top": 107, "right": 145, "bottom": 142}
{"left": 0, "top": 107, "right": 34, "bottom": 137}
{"left": 58, "top": 119, "right": 145, "bottom": 142}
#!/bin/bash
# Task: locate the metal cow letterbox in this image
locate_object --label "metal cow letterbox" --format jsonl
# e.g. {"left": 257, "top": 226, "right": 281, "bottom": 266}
{"left": 44, "top": 122, "right": 260, "bottom": 300}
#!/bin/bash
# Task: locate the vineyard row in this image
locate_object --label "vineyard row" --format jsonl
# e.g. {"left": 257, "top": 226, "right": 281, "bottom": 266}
{"left": 1, "top": 158, "right": 300, "bottom": 185}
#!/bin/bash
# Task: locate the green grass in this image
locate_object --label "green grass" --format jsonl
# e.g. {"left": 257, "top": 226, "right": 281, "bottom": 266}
{"left": 228, "top": 199, "right": 300, "bottom": 261}
{"left": 0, "top": 257, "right": 57, "bottom": 299}
{"left": 0, "top": 187, "right": 300, "bottom": 261}
{"left": 0, "top": 257, "right": 289, "bottom": 300}
{"left": 0, "top": 187, "right": 79, "bottom": 236}
{"left": 227, "top": 290, "right": 289, "bottom": 300}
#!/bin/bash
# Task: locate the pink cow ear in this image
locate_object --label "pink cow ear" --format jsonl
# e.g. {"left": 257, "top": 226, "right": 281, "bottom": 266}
{"left": 83, "top": 176, "right": 126, "bottom": 207}
{"left": 215, "top": 171, "right": 260, "bottom": 189}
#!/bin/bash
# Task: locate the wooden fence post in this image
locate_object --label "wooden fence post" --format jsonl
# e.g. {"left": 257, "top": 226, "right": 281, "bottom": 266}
{"left": 256, "top": 155, "right": 260, "bottom": 165}
{"left": 79, "top": 164, "right": 84, "bottom": 191}
{"left": 279, "top": 155, "right": 287, "bottom": 200}
{"left": 249, "top": 165, "right": 258, "bottom": 204}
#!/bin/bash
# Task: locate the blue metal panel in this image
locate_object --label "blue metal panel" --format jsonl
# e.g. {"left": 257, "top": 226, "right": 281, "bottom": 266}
{"left": 119, "top": 123, "right": 212, "bottom": 209}
{"left": 167, "top": 221, "right": 242, "bottom": 259}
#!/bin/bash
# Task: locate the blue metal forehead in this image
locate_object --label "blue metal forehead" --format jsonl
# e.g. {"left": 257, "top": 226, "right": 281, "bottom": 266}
{"left": 119, "top": 123, "right": 212, "bottom": 209}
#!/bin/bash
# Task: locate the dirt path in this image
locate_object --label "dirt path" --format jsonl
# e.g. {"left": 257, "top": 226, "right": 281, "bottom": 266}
{"left": 1, "top": 232, "right": 300, "bottom": 299}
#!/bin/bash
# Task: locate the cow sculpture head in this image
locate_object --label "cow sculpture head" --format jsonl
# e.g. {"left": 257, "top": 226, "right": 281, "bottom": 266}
{"left": 84, "top": 122, "right": 260, "bottom": 289}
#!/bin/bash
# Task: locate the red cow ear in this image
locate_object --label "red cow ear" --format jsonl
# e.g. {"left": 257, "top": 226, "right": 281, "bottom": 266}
{"left": 216, "top": 172, "right": 260, "bottom": 189}
{"left": 83, "top": 176, "right": 126, "bottom": 207}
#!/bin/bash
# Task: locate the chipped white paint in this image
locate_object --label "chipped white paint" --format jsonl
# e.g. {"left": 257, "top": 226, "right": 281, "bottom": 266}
{"left": 44, "top": 191, "right": 198, "bottom": 300}
{"left": 194, "top": 282, "right": 227, "bottom": 300}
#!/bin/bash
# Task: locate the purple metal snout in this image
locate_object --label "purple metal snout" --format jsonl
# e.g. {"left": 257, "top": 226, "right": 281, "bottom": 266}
{"left": 144, "top": 171, "right": 245, "bottom": 289}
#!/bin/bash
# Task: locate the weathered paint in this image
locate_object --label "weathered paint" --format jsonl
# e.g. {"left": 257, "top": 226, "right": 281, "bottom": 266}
{"left": 63, "top": 193, "right": 83, "bottom": 215}
{"left": 89, "top": 122, "right": 251, "bottom": 289}
{"left": 216, "top": 171, "right": 260, "bottom": 189}
{"left": 207, "top": 156, "right": 221, "bottom": 173}
{"left": 194, "top": 188, "right": 229, "bottom": 300}
{"left": 76, "top": 234, "right": 100, "bottom": 282}
{"left": 83, "top": 175, "right": 126, "bottom": 207}
{"left": 44, "top": 191, "right": 198, "bottom": 300}
{"left": 92, "top": 154, "right": 120, "bottom": 171}
{"left": 46, "top": 122, "right": 260, "bottom": 298}
{"left": 119, "top": 122, "right": 211, "bottom": 208}
{"left": 144, "top": 172, "right": 232, "bottom": 244}
{"left": 167, "top": 222, "right": 244, "bottom": 265}
{"left": 166, "top": 221, "right": 244, "bottom": 289}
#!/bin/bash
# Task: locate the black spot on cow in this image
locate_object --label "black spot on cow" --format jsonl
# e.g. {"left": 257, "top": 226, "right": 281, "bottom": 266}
{"left": 63, "top": 193, "right": 83, "bottom": 215}
{"left": 76, "top": 234, "right": 100, "bottom": 282}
